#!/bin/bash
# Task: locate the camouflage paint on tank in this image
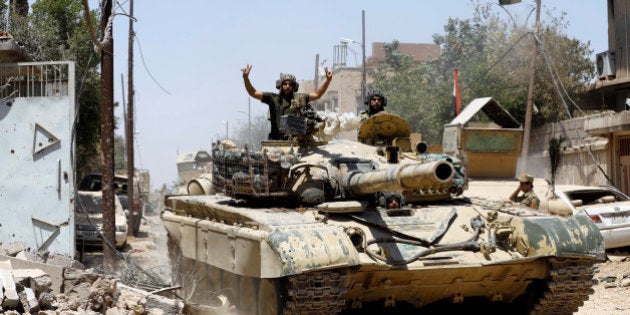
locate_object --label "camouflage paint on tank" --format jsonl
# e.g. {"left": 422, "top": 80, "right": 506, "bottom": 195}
{"left": 508, "top": 213, "right": 605, "bottom": 259}
{"left": 268, "top": 226, "right": 359, "bottom": 276}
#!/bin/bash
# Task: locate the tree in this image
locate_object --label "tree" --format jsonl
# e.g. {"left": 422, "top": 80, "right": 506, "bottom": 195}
{"left": 371, "top": 1, "right": 594, "bottom": 145}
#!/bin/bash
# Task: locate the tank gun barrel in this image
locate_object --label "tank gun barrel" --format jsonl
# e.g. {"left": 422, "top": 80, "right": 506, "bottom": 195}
{"left": 345, "top": 160, "right": 454, "bottom": 196}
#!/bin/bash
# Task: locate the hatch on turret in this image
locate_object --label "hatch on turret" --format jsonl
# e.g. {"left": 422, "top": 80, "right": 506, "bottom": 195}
{"left": 358, "top": 113, "right": 411, "bottom": 150}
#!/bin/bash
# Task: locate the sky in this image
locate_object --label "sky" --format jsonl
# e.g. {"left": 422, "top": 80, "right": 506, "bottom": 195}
{"left": 103, "top": 0, "right": 608, "bottom": 190}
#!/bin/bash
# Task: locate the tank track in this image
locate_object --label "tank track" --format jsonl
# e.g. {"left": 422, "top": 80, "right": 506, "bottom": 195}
{"left": 284, "top": 271, "right": 347, "bottom": 315}
{"left": 530, "top": 258, "right": 596, "bottom": 314}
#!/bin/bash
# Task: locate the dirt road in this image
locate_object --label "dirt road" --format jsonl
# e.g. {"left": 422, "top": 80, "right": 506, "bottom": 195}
{"left": 575, "top": 250, "right": 630, "bottom": 315}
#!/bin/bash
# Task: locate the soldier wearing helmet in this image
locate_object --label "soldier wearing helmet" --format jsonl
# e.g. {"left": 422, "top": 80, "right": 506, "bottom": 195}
{"left": 241, "top": 64, "right": 333, "bottom": 140}
{"left": 359, "top": 88, "right": 388, "bottom": 121}
{"left": 509, "top": 173, "right": 540, "bottom": 209}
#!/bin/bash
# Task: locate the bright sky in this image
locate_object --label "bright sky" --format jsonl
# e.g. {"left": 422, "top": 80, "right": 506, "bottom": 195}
{"left": 106, "top": 0, "right": 608, "bottom": 189}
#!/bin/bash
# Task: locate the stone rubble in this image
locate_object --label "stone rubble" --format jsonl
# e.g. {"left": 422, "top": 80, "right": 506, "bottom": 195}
{"left": 0, "top": 243, "right": 184, "bottom": 314}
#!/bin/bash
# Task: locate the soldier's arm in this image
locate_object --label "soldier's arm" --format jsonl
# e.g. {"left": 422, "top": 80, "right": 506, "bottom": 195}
{"left": 242, "top": 64, "right": 263, "bottom": 100}
{"left": 310, "top": 67, "right": 332, "bottom": 101}
{"left": 509, "top": 186, "right": 520, "bottom": 202}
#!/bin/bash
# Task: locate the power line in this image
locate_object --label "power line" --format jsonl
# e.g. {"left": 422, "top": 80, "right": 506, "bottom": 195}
{"left": 469, "top": 32, "right": 532, "bottom": 87}
{"left": 135, "top": 35, "right": 172, "bottom": 95}
{"left": 535, "top": 33, "right": 584, "bottom": 116}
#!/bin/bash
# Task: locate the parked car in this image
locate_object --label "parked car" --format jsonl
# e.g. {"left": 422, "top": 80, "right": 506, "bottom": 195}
{"left": 553, "top": 185, "right": 630, "bottom": 249}
{"left": 79, "top": 173, "right": 145, "bottom": 236}
{"left": 75, "top": 190, "right": 128, "bottom": 249}
{"left": 467, "top": 179, "right": 630, "bottom": 250}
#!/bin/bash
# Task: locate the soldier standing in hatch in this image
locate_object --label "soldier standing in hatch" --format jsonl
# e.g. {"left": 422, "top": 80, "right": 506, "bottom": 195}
{"left": 241, "top": 64, "right": 332, "bottom": 140}
{"left": 509, "top": 173, "right": 540, "bottom": 209}
{"left": 359, "top": 88, "right": 387, "bottom": 121}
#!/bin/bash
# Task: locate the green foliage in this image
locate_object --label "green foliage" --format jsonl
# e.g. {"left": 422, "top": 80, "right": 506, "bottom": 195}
{"left": 371, "top": 1, "right": 595, "bottom": 145}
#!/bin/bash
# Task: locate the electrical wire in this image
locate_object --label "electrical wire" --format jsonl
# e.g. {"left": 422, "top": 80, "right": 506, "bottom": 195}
{"left": 135, "top": 34, "right": 172, "bottom": 95}
{"left": 535, "top": 33, "right": 584, "bottom": 116}
{"left": 471, "top": 32, "right": 532, "bottom": 85}
{"left": 536, "top": 34, "right": 573, "bottom": 118}
{"left": 534, "top": 32, "right": 614, "bottom": 185}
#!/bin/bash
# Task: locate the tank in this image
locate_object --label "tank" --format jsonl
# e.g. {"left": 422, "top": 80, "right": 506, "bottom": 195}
{"left": 161, "top": 109, "right": 605, "bottom": 314}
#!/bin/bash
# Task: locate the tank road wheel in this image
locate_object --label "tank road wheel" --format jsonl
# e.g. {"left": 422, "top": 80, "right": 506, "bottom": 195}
{"left": 257, "top": 278, "right": 284, "bottom": 315}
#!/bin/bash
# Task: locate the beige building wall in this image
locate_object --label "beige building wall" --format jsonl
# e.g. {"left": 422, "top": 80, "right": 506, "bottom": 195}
{"left": 300, "top": 42, "right": 439, "bottom": 141}
{"left": 526, "top": 117, "right": 610, "bottom": 187}
{"left": 301, "top": 67, "right": 369, "bottom": 140}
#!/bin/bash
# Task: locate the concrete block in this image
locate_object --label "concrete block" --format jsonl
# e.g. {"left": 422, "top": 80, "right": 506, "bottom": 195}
{"left": 0, "top": 260, "right": 19, "bottom": 308}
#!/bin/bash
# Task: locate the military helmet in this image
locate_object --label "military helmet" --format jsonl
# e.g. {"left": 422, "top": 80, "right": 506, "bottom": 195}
{"left": 275, "top": 73, "right": 299, "bottom": 91}
{"left": 364, "top": 88, "right": 387, "bottom": 106}
{"left": 517, "top": 173, "right": 534, "bottom": 183}
{"left": 377, "top": 191, "right": 404, "bottom": 208}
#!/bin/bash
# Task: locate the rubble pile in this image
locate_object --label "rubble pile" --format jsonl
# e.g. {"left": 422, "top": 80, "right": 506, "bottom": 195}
{"left": 1, "top": 243, "right": 184, "bottom": 314}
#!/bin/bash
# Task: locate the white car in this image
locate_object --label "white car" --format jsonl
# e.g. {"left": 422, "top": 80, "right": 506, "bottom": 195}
{"left": 553, "top": 185, "right": 630, "bottom": 249}
{"left": 75, "top": 190, "right": 128, "bottom": 249}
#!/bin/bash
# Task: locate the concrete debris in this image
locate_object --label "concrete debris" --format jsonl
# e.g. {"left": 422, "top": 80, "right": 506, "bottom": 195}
{"left": 0, "top": 260, "right": 19, "bottom": 308}
{"left": 0, "top": 242, "right": 27, "bottom": 257}
{"left": 604, "top": 282, "right": 617, "bottom": 289}
{"left": 606, "top": 252, "right": 629, "bottom": 262}
{"left": 0, "top": 264, "right": 184, "bottom": 314}
{"left": 0, "top": 252, "right": 184, "bottom": 314}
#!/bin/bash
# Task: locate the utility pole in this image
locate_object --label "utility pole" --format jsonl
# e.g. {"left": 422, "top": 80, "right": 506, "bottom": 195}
{"left": 126, "top": 0, "right": 136, "bottom": 236}
{"left": 521, "top": 0, "right": 541, "bottom": 173}
{"left": 100, "top": 0, "right": 116, "bottom": 272}
{"left": 314, "top": 53, "right": 320, "bottom": 90}
{"left": 248, "top": 98, "right": 252, "bottom": 148}
{"left": 361, "top": 10, "right": 366, "bottom": 103}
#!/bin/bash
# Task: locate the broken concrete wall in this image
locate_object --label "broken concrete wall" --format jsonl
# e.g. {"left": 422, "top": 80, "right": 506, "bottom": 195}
{"left": 526, "top": 116, "right": 610, "bottom": 186}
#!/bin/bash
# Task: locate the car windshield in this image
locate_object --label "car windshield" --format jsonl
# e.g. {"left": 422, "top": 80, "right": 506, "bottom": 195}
{"left": 563, "top": 189, "right": 629, "bottom": 205}
{"left": 77, "top": 193, "right": 105, "bottom": 214}
{"left": 76, "top": 192, "right": 123, "bottom": 214}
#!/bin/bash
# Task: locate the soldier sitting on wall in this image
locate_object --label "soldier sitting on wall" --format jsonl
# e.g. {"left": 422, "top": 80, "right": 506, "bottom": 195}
{"left": 509, "top": 173, "right": 540, "bottom": 209}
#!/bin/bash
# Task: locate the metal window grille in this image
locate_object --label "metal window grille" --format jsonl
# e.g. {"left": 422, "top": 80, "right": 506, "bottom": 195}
{"left": 0, "top": 62, "right": 72, "bottom": 99}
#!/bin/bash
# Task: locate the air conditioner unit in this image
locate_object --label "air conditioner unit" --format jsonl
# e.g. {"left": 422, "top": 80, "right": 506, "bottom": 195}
{"left": 596, "top": 50, "right": 616, "bottom": 80}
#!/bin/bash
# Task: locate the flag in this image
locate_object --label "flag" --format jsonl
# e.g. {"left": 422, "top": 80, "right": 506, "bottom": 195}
{"left": 452, "top": 68, "right": 461, "bottom": 116}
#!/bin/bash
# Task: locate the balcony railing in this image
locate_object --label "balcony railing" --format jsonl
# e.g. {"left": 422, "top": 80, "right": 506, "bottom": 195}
{"left": 0, "top": 61, "right": 74, "bottom": 99}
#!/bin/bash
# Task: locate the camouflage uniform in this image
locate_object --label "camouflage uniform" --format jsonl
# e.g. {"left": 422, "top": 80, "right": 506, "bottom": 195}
{"left": 515, "top": 190, "right": 540, "bottom": 209}
{"left": 261, "top": 92, "right": 309, "bottom": 140}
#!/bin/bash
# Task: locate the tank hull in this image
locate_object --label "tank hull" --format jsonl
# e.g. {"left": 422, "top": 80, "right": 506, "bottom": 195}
{"left": 162, "top": 193, "right": 604, "bottom": 313}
